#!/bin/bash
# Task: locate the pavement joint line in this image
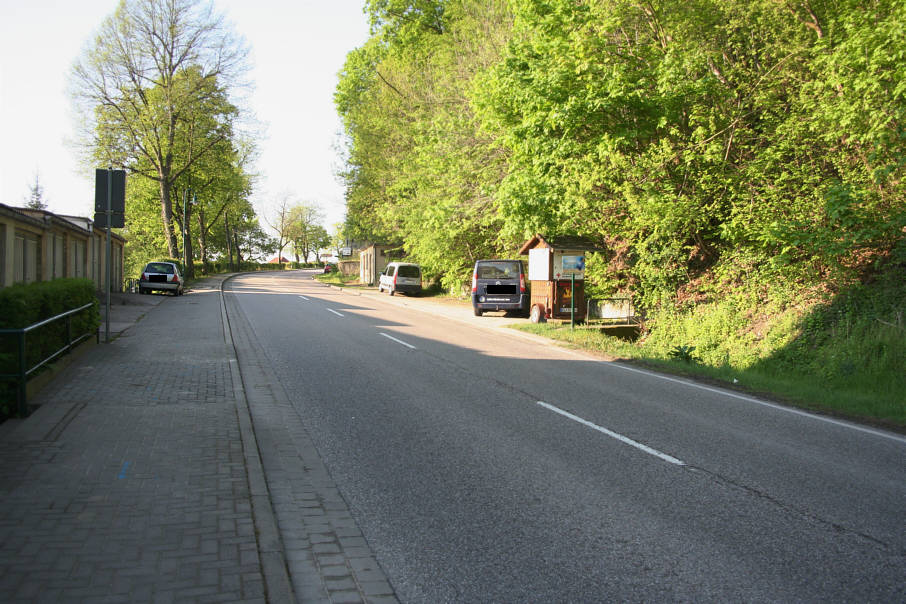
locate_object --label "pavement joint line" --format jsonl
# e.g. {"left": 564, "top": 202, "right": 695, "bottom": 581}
{"left": 220, "top": 274, "right": 296, "bottom": 604}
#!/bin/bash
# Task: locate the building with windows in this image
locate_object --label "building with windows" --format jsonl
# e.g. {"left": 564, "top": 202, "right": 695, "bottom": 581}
{"left": 0, "top": 203, "right": 125, "bottom": 291}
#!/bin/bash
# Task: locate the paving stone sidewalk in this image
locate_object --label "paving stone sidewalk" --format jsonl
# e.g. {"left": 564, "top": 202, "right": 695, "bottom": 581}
{"left": 0, "top": 275, "right": 398, "bottom": 603}
{"left": 0, "top": 277, "right": 266, "bottom": 603}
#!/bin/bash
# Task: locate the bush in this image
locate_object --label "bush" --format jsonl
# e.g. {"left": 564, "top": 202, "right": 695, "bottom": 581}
{"left": 0, "top": 279, "right": 100, "bottom": 419}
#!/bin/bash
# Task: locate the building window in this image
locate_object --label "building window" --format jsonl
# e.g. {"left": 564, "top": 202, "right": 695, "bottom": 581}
{"left": 54, "top": 235, "right": 64, "bottom": 278}
{"left": 14, "top": 235, "right": 24, "bottom": 283}
{"left": 25, "top": 237, "right": 38, "bottom": 283}
{"left": 71, "top": 239, "right": 85, "bottom": 278}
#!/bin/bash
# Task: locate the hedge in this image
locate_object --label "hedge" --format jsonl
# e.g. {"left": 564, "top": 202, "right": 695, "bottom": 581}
{"left": 0, "top": 279, "right": 100, "bottom": 418}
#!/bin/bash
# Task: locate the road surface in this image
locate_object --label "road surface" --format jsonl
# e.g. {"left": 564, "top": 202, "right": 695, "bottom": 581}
{"left": 224, "top": 270, "right": 906, "bottom": 603}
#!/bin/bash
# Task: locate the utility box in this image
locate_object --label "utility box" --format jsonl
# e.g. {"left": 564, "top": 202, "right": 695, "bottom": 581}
{"left": 519, "top": 234, "right": 601, "bottom": 322}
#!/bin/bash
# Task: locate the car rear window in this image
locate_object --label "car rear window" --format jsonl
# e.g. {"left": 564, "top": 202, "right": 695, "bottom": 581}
{"left": 397, "top": 265, "right": 420, "bottom": 278}
{"left": 145, "top": 263, "right": 175, "bottom": 274}
{"left": 476, "top": 261, "right": 520, "bottom": 280}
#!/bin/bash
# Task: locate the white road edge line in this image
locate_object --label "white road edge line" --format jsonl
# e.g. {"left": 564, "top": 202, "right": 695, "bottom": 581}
{"left": 298, "top": 295, "right": 309, "bottom": 301}
{"left": 326, "top": 308, "right": 344, "bottom": 317}
{"left": 537, "top": 401, "right": 686, "bottom": 466}
{"left": 379, "top": 332, "right": 417, "bottom": 350}
{"left": 535, "top": 342, "right": 906, "bottom": 445}
{"left": 604, "top": 363, "right": 906, "bottom": 445}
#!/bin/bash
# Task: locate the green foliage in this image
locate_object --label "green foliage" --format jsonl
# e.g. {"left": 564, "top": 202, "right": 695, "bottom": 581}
{"left": 0, "top": 279, "right": 100, "bottom": 420}
{"left": 284, "top": 204, "right": 330, "bottom": 263}
{"left": 337, "top": 0, "right": 514, "bottom": 291}
{"left": 337, "top": 0, "right": 906, "bottom": 419}
{"left": 668, "top": 345, "right": 699, "bottom": 364}
{"left": 72, "top": 0, "right": 254, "bottom": 261}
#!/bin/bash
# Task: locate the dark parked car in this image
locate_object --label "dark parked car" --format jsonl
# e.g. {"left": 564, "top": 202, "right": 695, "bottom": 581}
{"left": 139, "top": 261, "right": 184, "bottom": 296}
{"left": 470, "top": 259, "right": 529, "bottom": 316}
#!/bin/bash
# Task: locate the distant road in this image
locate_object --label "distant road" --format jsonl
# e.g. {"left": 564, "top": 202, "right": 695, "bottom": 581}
{"left": 227, "top": 270, "right": 906, "bottom": 603}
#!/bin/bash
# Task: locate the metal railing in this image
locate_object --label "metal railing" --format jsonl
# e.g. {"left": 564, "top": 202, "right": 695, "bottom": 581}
{"left": 0, "top": 302, "right": 97, "bottom": 417}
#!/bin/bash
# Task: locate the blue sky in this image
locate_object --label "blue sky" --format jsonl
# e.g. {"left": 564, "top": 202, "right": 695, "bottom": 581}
{"left": 0, "top": 0, "right": 371, "bottom": 230}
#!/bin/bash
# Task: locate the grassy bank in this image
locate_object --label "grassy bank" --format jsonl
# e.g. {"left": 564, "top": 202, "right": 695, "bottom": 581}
{"left": 515, "top": 267, "right": 906, "bottom": 430}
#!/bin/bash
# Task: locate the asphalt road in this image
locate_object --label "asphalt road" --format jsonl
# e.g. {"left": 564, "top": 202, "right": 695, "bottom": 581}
{"left": 226, "top": 270, "right": 906, "bottom": 603}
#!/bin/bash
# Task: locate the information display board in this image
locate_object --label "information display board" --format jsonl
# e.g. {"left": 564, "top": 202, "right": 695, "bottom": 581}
{"left": 553, "top": 250, "right": 585, "bottom": 280}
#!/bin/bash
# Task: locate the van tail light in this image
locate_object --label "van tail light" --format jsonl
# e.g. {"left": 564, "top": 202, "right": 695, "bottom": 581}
{"left": 393, "top": 273, "right": 398, "bottom": 287}
{"left": 169, "top": 274, "right": 178, "bottom": 282}
{"left": 471, "top": 273, "right": 477, "bottom": 293}
{"left": 520, "top": 274, "right": 526, "bottom": 293}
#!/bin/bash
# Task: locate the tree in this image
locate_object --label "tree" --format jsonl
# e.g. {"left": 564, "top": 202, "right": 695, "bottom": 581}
{"left": 335, "top": 0, "right": 513, "bottom": 290}
{"left": 329, "top": 222, "right": 349, "bottom": 257}
{"left": 70, "top": 0, "right": 249, "bottom": 261}
{"left": 265, "top": 194, "right": 295, "bottom": 265}
{"left": 23, "top": 172, "right": 48, "bottom": 210}
{"left": 286, "top": 203, "right": 328, "bottom": 263}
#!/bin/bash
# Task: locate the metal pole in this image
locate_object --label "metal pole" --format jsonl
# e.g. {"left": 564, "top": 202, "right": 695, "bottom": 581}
{"left": 182, "top": 189, "right": 188, "bottom": 267}
{"left": 570, "top": 273, "right": 575, "bottom": 329}
{"left": 105, "top": 169, "right": 112, "bottom": 343}
{"left": 190, "top": 192, "right": 196, "bottom": 274}
{"left": 17, "top": 331, "right": 27, "bottom": 416}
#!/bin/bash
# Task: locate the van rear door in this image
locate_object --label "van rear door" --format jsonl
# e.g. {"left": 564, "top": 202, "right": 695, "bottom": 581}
{"left": 475, "top": 261, "right": 522, "bottom": 303}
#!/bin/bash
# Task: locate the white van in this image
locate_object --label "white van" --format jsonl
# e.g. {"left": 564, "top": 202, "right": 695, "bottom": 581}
{"left": 378, "top": 262, "right": 422, "bottom": 296}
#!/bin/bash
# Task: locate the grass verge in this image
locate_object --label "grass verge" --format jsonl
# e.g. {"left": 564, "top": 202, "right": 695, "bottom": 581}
{"left": 512, "top": 322, "right": 906, "bottom": 432}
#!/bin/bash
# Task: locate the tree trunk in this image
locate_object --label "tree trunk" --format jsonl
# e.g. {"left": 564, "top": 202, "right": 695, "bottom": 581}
{"left": 233, "top": 231, "right": 243, "bottom": 267}
{"left": 159, "top": 177, "right": 179, "bottom": 258}
{"left": 225, "top": 213, "right": 234, "bottom": 271}
{"left": 197, "top": 206, "right": 207, "bottom": 274}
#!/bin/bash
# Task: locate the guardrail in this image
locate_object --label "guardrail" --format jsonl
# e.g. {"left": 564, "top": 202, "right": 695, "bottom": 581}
{"left": 0, "top": 302, "right": 97, "bottom": 417}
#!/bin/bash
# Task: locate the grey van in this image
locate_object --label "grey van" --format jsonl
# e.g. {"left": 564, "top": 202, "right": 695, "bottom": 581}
{"left": 470, "top": 259, "right": 529, "bottom": 316}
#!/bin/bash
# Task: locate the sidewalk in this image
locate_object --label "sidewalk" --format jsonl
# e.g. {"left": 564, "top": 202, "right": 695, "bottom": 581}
{"left": 0, "top": 275, "right": 396, "bottom": 603}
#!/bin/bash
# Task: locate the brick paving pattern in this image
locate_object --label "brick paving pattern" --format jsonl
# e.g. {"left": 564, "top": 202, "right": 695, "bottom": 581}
{"left": 0, "top": 281, "right": 265, "bottom": 603}
{"left": 0, "top": 276, "right": 399, "bottom": 603}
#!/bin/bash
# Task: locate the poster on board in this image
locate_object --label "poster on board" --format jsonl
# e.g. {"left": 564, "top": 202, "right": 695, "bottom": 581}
{"left": 554, "top": 250, "right": 585, "bottom": 280}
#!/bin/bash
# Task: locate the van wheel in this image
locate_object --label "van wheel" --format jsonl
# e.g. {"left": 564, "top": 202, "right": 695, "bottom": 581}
{"left": 378, "top": 285, "right": 383, "bottom": 293}
{"left": 389, "top": 289, "right": 395, "bottom": 296}
{"left": 473, "top": 307, "right": 482, "bottom": 317}
{"left": 530, "top": 304, "right": 545, "bottom": 323}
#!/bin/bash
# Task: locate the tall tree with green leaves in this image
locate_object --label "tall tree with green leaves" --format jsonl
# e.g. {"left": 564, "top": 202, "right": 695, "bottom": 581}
{"left": 473, "top": 0, "right": 906, "bottom": 306}
{"left": 285, "top": 203, "right": 328, "bottom": 263}
{"left": 70, "top": 0, "right": 250, "bottom": 261}
{"left": 336, "top": 0, "right": 514, "bottom": 290}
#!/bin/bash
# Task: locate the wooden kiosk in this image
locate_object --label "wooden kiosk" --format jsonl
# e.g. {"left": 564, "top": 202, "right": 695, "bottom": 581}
{"left": 518, "top": 234, "right": 600, "bottom": 324}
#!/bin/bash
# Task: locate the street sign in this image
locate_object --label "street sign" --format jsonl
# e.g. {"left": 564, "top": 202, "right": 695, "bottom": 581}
{"left": 94, "top": 169, "right": 126, "bottom": 228}
{"left": 93, "top": 211, "right": 125, "bottom": 228}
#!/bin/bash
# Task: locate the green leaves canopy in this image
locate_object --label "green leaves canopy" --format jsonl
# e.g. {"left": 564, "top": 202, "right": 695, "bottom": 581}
{"left": 338, "top": 0, "right": 906, "bottom": 305}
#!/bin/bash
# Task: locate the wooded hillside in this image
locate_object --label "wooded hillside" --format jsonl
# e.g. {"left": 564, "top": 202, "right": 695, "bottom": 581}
{"left": 337, "top": 1, "right": 906, "bottom": 417}
{"left": 337, "top": 0, "right": 904, "bottom": 305}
